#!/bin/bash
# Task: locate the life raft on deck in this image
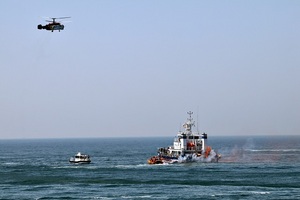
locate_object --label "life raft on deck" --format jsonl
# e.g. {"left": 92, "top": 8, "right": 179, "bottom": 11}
{"left": 187, "top": 142, "right": 195, "bottom": 147}
{"left": 205, "top": 146, "right": 212, "bottom": 158}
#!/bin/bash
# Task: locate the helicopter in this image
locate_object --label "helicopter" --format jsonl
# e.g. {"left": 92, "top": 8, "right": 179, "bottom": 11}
{"left": 37, "top": 17, "right": 70, "bottom": 32}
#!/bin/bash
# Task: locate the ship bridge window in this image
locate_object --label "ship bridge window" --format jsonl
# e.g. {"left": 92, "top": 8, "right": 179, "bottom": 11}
{"left": 187, "top": 136, "right": 200, "bottom": 139}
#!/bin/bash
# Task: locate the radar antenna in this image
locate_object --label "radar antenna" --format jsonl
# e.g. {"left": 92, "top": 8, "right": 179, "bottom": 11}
{"left": 187, "top": 111, "right": 193, "bottom": 121}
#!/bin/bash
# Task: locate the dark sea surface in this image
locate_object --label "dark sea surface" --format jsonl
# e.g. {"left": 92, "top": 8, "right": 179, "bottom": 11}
{"left": 0, "top": 136, "right": 299, "bottom": 199}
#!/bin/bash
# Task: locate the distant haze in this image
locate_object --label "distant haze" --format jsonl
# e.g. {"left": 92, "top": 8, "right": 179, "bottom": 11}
{"left": 0, "top": 1, "right": 299, "bottom": 139}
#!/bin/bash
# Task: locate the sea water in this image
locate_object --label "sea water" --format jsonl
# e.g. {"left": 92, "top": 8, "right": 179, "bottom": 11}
{"left": 0, "top": 136, "right": 299, "bottom": 199}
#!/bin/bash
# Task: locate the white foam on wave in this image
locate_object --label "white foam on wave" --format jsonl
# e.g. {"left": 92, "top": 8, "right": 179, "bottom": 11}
{"left": 121, "top": 195, "right": 153, "bottom": 199}
{"left": 211, "top": 191, "right": 271, "bottom": 198}
{"left": 115, "top": 164, "right": 150, "bottom": 169}
{"left": 177, "top": 149, "right": 219, "bottom": 163}
{"left": 251, "top": 191, "right": 271, "bottom": 195}
{"left": 91, "top": 197, "right": 115, "bottom": 200}
{"left": 3, "top": 162, "right": 20, "bottom": 166}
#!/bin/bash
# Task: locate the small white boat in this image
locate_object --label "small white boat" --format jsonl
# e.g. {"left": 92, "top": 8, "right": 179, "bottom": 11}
{"left": 69, "top": 152, "right": 91, "bottom": 164}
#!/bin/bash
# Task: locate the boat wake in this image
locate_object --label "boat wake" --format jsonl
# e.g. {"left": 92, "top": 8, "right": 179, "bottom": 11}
{"left": 245, "top": 149, "right": 300, "bottom": 152}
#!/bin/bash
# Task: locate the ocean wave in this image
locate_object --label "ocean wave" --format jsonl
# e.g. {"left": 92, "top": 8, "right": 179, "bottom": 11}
{"left": 2, "top": 162, "right": 21, "bottom": 165}
{"left": 115, "top": 164, "right": 150, "bottom": 169}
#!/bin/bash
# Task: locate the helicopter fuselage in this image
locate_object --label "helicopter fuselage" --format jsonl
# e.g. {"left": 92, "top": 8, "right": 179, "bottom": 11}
{"left": 38, "top": 17, "right": 70, "bottom": 32}
{"left": 37, "top": 23, "right": 64, "bottom": 32}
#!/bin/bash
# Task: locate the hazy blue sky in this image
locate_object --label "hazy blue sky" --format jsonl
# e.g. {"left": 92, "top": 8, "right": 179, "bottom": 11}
{"left": 0, "top": 1, "right": 299, "bottom": 139}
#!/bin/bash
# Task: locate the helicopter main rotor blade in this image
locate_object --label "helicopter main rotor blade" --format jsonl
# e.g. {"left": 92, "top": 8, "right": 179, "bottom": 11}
{"left": 57, "top": 20, "right": 72, "bottom": 23}
{"left": 56, "top": 17, "right": 71, "bottom": 19}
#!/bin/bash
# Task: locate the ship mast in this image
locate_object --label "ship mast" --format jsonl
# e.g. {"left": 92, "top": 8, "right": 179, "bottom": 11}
{"left": 183, "top": 111, "right": 195, "bottom": 135}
